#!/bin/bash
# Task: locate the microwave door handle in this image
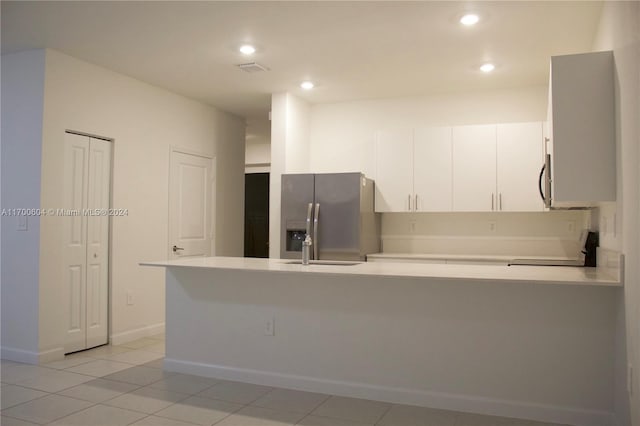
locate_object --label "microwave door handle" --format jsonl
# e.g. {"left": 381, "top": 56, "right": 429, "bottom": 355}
{"left": 538, "top": 163, "right": 546, "bottom": 202}
{"left": 544, "top": 154, "right": 552, "bottom": 208}
{"left": 313, "top": 203, "right": 320, "bottom": 260}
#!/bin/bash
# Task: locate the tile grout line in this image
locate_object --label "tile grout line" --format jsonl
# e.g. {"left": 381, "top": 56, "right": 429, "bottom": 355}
{"left": 290, "top": 392, "right": 333, "bottom": 425}
{"left": 373, "top": 402, "right": 395, "bottom": 426}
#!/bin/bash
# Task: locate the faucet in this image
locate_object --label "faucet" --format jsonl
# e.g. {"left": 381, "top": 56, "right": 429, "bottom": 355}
{"left": 302, "top": 234, "right": 312, "bottom": 265}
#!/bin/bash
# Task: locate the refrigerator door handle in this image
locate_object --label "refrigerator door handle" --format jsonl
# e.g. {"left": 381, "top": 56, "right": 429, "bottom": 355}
{"left": 305, "top": 203, "right": 313, "bottom": 236}
{"left": 313, "top": 203, "right": 320, "bottom": 260}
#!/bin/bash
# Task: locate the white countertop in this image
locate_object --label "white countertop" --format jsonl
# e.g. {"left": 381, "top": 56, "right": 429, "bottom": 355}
{"left": 367, "top": 253, "right": 577, "bottom": 262}
{"left": 141, "top": 256, "right": 621, "bottom": 287}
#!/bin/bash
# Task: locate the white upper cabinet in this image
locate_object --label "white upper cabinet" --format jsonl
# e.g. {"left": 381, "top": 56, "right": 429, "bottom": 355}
{"left": 376, "top": 123, "right": 544, "bottom": 213}
{"left": 375, "top": 128, "right": 452, "bottom": 212}
{"left": 414, "top": 127, "right": 452, "bottom": 212}
{"left": 452, "top": 125, "right": 497, "bottom": 212}
{"left": 497, "top": 122, "right": 544, "bottom": 212}
{"left": 375, "top": 129, "right": 414, "bottom": 212}
{"left": 547, "top": 51, "right": 615, "bottom": 207}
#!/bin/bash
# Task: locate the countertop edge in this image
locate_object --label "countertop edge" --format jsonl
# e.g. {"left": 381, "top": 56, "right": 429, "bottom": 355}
{"left": 140, "top": 258, "right": 622, "bottom": 288}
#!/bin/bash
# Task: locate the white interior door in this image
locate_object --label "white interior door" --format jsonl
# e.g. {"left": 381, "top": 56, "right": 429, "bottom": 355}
{"left": 85, "top": 138, "right": 112, "bottom": 348}
{"left": 64, "top": 133, "right": 111, "bottom": 353}
{"left": 169, "top": 150, "right": 214, "bottom": 259}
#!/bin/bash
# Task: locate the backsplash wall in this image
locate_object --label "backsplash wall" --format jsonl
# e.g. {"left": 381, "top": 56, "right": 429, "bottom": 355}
{"left": 381, "top": 211, "right": 589, "bottom": 257}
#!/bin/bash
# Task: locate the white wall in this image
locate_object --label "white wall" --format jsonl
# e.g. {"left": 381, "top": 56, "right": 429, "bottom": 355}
{"left": 166, "top": 267, "right": 619, "bottom": 426}
{"left": 245, "top": 118, "right": 271, "bottom": 173}
{"left": 592, "top": 3, "right": 640, "bottom": 425}
{"left": 381, "top": 211, "right": 587, "bottom": 258}
{"left": 2, "top": 49, "right": 246, "bottom": 360}
{"left": 268, "top": 92, "right": 311, "bottom": 258}
{"left": 0, "top": 50, "right": 46, "bottom": 362}
{"left": 285, "top": 95, "right": 311, "bottom": 173}
{"left": 246, "top": 141, "right": 271, "bottom": 165}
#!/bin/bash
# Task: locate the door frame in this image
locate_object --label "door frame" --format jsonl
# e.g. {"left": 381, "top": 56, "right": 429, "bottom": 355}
{"left": 64, "top": 129, "right": 114, "bottom": 350}
{"left": 168, "top": 146, "right": 216, "bottom": 259}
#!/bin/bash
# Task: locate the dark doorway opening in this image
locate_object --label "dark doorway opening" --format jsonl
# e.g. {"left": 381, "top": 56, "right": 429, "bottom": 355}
{"left": 244, "top": 173, "right": 270, "bottom": 258}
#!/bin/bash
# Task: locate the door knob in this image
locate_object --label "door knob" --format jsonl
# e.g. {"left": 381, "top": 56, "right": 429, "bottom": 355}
{"left": 172, "top": 245, "right": 184, "bottom": 253}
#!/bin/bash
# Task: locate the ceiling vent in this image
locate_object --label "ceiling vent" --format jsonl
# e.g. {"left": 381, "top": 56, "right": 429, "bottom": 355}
{"left": 237, "top": 62, "right": 270, "bottom": 73}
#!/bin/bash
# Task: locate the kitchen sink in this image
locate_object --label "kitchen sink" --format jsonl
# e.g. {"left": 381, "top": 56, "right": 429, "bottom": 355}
{"left": 283, "top": 260, "right": 361, "bottom": 266}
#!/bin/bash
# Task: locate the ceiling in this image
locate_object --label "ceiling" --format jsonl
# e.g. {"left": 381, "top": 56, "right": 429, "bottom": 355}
{"left": 1, "top": 1, "right": 603, "bottom": 121}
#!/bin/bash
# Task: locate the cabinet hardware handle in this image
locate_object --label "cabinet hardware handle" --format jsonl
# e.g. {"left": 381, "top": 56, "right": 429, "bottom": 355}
{"left": 499, "top": 193, "right": 503, "bottom": 211}
{"left": 415, "top": 194, "right": 418, "bottom": 211}
{"left": 305, "top": 203, "right": 313, "bottom": 236}
{"left": 491, "top": 193, "right": 494, "bottom": 211}
{"left": 313, "top": 203, "right": 320, "bottom": 260}
{"left": 172, "top": 245, "right": 184, "bottom": 253}
{"left": 408, "top": 194, "right": 411, "bottom": 211}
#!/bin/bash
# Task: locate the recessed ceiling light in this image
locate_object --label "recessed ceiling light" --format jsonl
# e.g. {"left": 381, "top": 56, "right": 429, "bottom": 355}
{"left": 300, "top": 81, "right": 314, "bottom": 90}
{"left": 460, "top": 14, "right": 479, "bottom": 26}
{"left": 239, "top": 44, "right": 256, "bottom": 55}
{"left": 480, "top": 63, "right": 495, "bottom": 73}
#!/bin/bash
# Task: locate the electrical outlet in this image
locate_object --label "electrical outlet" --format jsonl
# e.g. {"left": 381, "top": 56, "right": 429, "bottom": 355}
{"left": 567, "top": 221, "right": 575, "bottom": 234}
{"left": 126, "top": 291, "right": 134, "bottom": 306}
{"left": 265, "top": 318, "right": 275, "bottom": 336}
{"left": 488, "top": 221, "right": 496, "bottom": 233}
{"left": 629, "top": 364, "right": 634, "bottom": 396}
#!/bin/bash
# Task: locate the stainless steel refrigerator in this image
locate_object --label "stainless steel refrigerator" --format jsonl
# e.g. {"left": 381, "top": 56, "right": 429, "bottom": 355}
{"left": 280, "top": 172, "right": 380, "bottom": 261}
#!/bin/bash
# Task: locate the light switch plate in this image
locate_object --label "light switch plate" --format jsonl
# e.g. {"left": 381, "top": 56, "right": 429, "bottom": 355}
{"left": 17, "top": 216, "right": 28, "bottom": 231}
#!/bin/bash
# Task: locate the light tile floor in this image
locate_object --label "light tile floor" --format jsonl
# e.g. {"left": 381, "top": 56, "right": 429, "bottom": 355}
{"left": 1, "top": 335, "right": 569, "bottom": 426}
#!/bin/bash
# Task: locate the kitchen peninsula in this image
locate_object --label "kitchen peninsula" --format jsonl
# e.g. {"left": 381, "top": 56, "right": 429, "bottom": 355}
{"left": 142, "top": 256, "right": 621, "bottom": 426}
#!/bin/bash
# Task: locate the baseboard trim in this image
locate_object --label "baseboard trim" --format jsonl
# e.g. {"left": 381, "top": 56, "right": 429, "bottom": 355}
{"left": 1, "top": 346, "right": 67, "bottom": 364}
{"left": 37, "top": 347, "right": 65, "bottom": 364}
{"left": 164, "top": 358, "right": 613, "bottom": 426}
{"left": 1, "top": 346, "right": 40, "bottom": 364}
{"left": 110, "top": 323, "right": 165, "bottom": 346}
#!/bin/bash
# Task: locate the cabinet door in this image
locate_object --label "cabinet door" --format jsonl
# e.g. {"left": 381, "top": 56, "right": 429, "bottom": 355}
{"left": 375, "top": 129, "right": 413, "bottom": 212}
{"left": 550, "top": 51, "right": 615, "bottom": 205}
{"left": 413, "top": 127, "right": 452, "bottom": 211}
{"left": 496, "top": 122, "right": 544, "bottom": 212}
{"left": 452, "top": 125, "right": 497, "bottom": 211}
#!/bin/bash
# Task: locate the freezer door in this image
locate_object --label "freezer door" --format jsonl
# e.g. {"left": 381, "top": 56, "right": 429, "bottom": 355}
{"left": 280, "top": 174, "right": 315, "bottom": 259}
{"left": 314, "top": 173, "right": 362, "bottom": 260}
